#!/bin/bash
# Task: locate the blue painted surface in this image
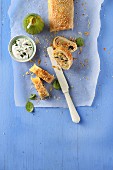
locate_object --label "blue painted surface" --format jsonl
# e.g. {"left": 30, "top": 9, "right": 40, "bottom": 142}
{"left": 0, "top": 0, "right": 113, "bottom": 170}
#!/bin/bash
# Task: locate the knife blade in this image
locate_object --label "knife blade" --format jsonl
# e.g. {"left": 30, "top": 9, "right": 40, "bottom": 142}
{"left": 47, "top": 47, "right": 80, "bottom": 123}
{"left": 47, "top": 47, "right": 69, "bottom": 93}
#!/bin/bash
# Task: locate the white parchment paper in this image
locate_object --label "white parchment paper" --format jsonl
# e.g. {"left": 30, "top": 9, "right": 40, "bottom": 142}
{"left": 8, "top": 0, "right": 103, "bottom": 107}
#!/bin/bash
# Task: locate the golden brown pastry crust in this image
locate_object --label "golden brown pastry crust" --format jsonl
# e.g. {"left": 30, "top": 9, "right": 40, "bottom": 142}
{"left": 31, "top": 77, "right": 49, "bottom": 99}
{"left": 53, "top": 47, "right": 73, "bottom": 70}
{"left": 53, "top": 36, "right": 77, "bottom": 52}
{"left": 30, "top": 64, "right": 54, "bottom": 84}
{"left": 48, "top": 0, "right": 74, "bottom": 32}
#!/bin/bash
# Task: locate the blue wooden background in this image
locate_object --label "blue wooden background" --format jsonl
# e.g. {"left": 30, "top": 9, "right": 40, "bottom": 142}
{"left": 0, "top": 0, "right": 113, "bottom": 169}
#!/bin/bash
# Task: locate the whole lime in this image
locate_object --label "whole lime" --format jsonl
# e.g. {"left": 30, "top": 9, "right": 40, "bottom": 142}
{"left": 23, "top": 13, "right": 44, "bottom": 35}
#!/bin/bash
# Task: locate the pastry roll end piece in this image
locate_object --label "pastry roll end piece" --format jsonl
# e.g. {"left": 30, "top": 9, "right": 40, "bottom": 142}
{"left": 53, "top": 36, "right": 77, "bottom": 52}
{"left": 53, "top": 47, "right": 73, "bottom": 70}
{"left": 31, "top": 77, "right": 49, "bottom": 99}
{"left": 30, "top": 64, "right": 54, "bottom": 84}
{"left": 48, "top": 0, "right": 74, "bottom": 32}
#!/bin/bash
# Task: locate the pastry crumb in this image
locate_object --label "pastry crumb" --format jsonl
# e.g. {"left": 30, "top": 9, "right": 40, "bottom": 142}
{"left": 73, "top": 57, "right": 78, "bottom": 61}
{"left": 78, "top": 47, "right": 83, "bottom": 54}
{"left": 52, "top": 66, "right": 61, "bottom": 70}
{"left": 84, "top": 32, "right": 90, "bottom": 36}
{"left": 38, "top": 59, "right": 41, "bottom": 65}
{"left": 29, "top": 59, "right": 34, "bottom": 63}
{"left": 26, "top": 72, "right": 30, "bottom": 75}
{"left": 49, "top": 86, "right": 53, "bottom": 92}
{"left": 78, "top": 32, "right": 82, "bottom": 36}
{"left": 104, "top": 48, "right": 106, "bottom": 51}
{"left": 34, "top": 37, "right": 40, "bottom": 44}
{"left": 80, "top": 62, "right": 85, "bottom": 68}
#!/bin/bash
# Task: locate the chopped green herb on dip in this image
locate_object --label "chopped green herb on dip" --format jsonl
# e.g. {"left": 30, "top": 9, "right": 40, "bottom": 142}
{"left": 12, "top": 37, "right": 34, "bottom": 60}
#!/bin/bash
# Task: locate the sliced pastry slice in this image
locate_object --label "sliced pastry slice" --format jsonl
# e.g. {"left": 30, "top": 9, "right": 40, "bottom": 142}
{"left": 48, "top": 0, "right": 74, "bottom": 32}
{"left": 53, "top": 47, "right": 73, "bottom": 70}
{"left": 31, "top": 77, "right": 49, "bottom": 99}
{"left": 30, "top": 64, "right": 54, "bottom": 84}
{"left": 53, "top": 36, "right": 77, "bottom": 52}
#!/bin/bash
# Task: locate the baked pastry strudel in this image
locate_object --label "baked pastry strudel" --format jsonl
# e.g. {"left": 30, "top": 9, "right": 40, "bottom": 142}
{"left": 53, "top": 47, "right": 73, "bottom": 70}
{"left": 31, "top": 77, "right": 49, "bottom": 99}
{"left": 53, "top": 36, "right": 77, "bottom": 52}
{"left": 30, "top": 64, "right": 54, "bottom": 84}
{"left": 48, "top": 0, "right": 74, "bottom": 32}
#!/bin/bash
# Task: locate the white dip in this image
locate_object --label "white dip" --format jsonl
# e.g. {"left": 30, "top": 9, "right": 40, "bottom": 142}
{"left": 12, "top": 37, "right": 34, "bottom": 60}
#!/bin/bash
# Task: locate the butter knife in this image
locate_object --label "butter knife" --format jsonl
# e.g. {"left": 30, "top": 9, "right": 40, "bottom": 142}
{"left": 47, "top": 47, "right": 80, "bottom": 123}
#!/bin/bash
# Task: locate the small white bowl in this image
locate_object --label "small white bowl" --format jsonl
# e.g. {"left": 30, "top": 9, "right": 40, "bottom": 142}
{"left": 8, "top": 35, "right": 36, "bottom": 62}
